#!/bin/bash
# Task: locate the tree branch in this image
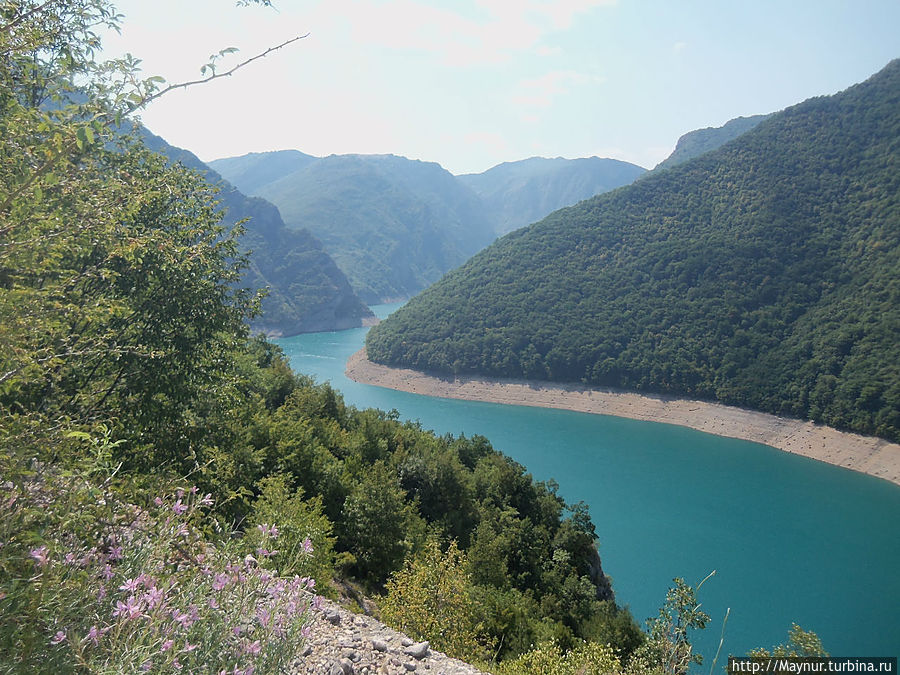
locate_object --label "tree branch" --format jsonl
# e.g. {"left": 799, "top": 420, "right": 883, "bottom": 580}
{"left": 137, "top": 33, "right": 309, "bottom": 109}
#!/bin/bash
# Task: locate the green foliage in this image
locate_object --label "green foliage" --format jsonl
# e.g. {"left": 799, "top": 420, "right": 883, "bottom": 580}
{"left": 367, "top": 60, "right": 900, "bottom": 441}
{"left": 492, "top": 639, "right": 622, "bottom": 675}
{"left": 382, "top": 538, "right": 488, "bottom": 662}
{"left": 339, "top": 461, "right": 427, "bottom": 582}
{"left": 0, "top": 0, "right": 640, "bottom": 668}
{"left": 749, "top": 624, "right": 828, "bottom": 658}
{"left": 246, "top": 474, "right": 337, "bottom": 591}
{"left": 628, "top": 576, "right": 711, "bottom": 675}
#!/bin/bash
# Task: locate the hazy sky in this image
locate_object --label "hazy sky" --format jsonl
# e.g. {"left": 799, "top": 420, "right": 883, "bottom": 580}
{"left": 104, "top": 0, "right": 900, "bottom": 175}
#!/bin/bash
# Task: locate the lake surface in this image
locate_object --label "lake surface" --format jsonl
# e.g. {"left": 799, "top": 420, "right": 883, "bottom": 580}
{"left": 275, "top": 303, "right": 900, "bottom": 660}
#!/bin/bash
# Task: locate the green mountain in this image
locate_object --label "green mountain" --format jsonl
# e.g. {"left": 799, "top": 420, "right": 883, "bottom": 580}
{"left": 653, "top": 114, "right": 770, "bottom": 171}
{"left": 206, "top": 149, "right": 317, "bottom": 194}
{"left": 211, "top": 153, "right": 495, "bottom": 303}
{"left": 140, "top": 131, "right": 374, "bottom": 335}
{"left": 459, "top": 156, "right": 646, "bottom": 235}
{"left": 366, "top": 60, "right": 900, "bottom": 442}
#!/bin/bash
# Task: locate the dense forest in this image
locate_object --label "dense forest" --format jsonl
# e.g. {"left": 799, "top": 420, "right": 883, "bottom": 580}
{"left": 651, "top": 114, "right": 770, "bottom": 172}
{"left": 367, "top": 60, "right": 900, "bottom": 442}
{"left": 0, "top": 1, "right": 655, "bottom": 671}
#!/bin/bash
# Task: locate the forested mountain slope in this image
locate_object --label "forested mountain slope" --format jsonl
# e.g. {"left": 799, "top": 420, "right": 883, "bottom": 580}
{"left": 208, "top": 149, "right": 317, "bottom": 194}
{"left": 141, "top": 131, "right": 374, "bottom": 335}
{"left": 214, "top": 152, "right": 495, "bottom": 303}
{"left": 459, "top": 156, "right": 646, "bottom": 235}
{"left": 652, "top": 114, "right": 770, "bottom": 171}
{"left": 367, "top": 60, "right": 900, "bottom": 442}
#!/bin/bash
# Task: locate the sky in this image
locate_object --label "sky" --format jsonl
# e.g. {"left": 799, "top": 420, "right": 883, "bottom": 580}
{"left": 102, "top": 0, "right": 900, "bottom": 175}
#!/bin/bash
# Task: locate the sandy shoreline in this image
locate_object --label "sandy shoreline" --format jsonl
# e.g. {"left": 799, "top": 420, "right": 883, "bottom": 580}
{"left": 346, "top": 348, "right": 900, "bottom": 487}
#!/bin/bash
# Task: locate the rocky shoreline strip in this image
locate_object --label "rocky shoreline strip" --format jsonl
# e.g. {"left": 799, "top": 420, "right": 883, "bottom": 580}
{"left": 291, "top": 594, "right": 488, "bottom": 675}
{"left": 345, "top": 349, "right": 900, "bottom": 487}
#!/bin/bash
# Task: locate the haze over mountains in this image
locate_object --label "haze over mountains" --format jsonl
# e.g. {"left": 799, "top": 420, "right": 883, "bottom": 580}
{"left": 459, "top": 157, "right": 646, "bottom": 235}
{"left": 210, "top": 152, "right": 645, "bottom": 303}
{"left": 139, "top": 131, "right": 374, "bottom": 335}
{"left": 366, "top": 60, "right": 900, "bottom": 442}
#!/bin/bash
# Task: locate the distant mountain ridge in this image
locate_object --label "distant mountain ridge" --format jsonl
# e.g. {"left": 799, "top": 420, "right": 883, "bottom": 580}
{"left": 366, "top": 60, "right": 900, "bottom": 442}
{"left": 460, "top": 156, "right": 646, "bottom": 235}
{"left": 211, "top": 152, "right": 645, "bottom": 302}
{"left": 139, "top": 130, "right": 374, "bottom": 336}
{"left": 653, "top": 114, "right": 770, "bottom": 171}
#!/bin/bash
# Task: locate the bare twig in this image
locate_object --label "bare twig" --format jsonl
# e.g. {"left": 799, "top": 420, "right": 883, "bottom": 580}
{"left": 138, "top": 33, "right": 308, "bottom": 109}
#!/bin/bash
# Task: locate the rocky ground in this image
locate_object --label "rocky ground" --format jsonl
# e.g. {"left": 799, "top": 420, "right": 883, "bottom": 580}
{"left": 291, "top": 594, "right": 489, "bottom": 675}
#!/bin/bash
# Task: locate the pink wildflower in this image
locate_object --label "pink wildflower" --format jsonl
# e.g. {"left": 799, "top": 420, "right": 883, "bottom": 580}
{"left": 161, "top": 639, "right": 174, "bottom": 652}
{"left": 154, "top": 497, "right": 164, "bottom": 507}
{"left": 244, "top": 639, "right": 262, "bottom": 655}
{"left": 172, "top": 605, "right": 199, "bottom": 629}
{"left": 256, "top": 608, "right": 271, "bottom": 628}
{"left": 113, "top": 595, "right": 144, "bottom": 621}
{"left": 30, "top": 546, "right": 49, "bottom": 567}
{"left": 301, "top": 537, "right": 313, "bottom": 554}
{"left": 144, "top": 585, "right": 165, "bottom": 608}
{"left": 86, "top": 625, "right": 105, "bottom": 646}
{"left": 107, "top": 545, "right": 123, "bottom": 561}
{"left": 120, "top": 577, "right": 140, "bottom": 592}
{"left": 212, "top": 573, "right": 228, "bottom": 591}
{"left": 172, "top": 499, "right": 187, "bottom": 516}
{"left": 50, "top": 630, "right": 66, "bottom": 645}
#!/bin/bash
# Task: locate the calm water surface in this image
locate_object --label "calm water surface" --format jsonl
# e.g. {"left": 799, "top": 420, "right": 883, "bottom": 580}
{"left": 275, "top": 303, "right": 900, "bottom": 660}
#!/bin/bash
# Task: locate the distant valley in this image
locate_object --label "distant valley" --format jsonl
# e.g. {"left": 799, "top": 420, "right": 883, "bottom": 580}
{"left": 210, "top": 152, "right": 645, "bottom": 303}
{"left": 140, "top": 131, "right": 374, "bottom": 336}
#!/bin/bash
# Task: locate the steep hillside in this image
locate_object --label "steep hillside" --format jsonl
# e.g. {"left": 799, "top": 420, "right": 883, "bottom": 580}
{"left": 460, "top": 156, "right": 646, "bottom": 235}
{"left": 653, "top": 114, "right": 770, "bottom": 171}
{"left": 366, "top": 60, "right": 900, "bottom": 441}
{"left": 219, "top": 153, "right": 495, "bottom": 303}
{"left": 140, "top": 132, "right": 374, "bottom": 335}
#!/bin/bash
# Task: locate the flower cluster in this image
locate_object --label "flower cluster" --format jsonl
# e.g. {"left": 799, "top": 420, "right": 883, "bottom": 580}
{"left": 20, "top": 486, "right": 315, "bottom": 673}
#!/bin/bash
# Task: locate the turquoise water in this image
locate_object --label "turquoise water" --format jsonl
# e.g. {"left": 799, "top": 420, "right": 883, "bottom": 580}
{"left": 275, "top": 303, "right": 900, "bottom": 660}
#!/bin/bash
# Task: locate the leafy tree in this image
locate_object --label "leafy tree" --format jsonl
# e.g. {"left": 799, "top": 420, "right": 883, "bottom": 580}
{"left": 382, "top": 538, "right": 488, "bottom": 662}
{"left": 338, "top": 460, "right": 426, "bottom": 582}
{"left": 627, "top": 576, "right": 711, "bottom": 675}
{"left": 749, "top": 624, "right": 828, "bottom": 658}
